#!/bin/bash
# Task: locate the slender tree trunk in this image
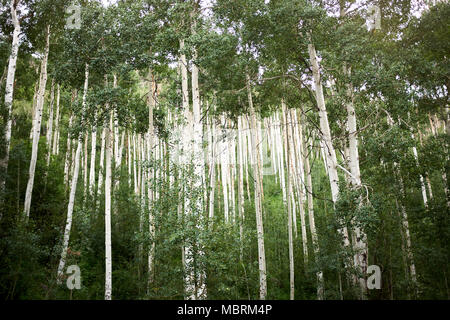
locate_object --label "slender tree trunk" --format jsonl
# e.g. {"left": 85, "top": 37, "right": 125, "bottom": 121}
{"left": 88, "top": 112, "right": 97, "bottom": 197}
{"left": 303, "top": 126, "right": 324, "bottom": 299}
{"left": 105, "top": 110, "right": 113, "bottom": 300}
{"left": 52, "top": 84, "right": 61, "bottom": 155}
{"left": 64, "top": 91, "right": 76, "bottom": 186}
{"left": 0, "top": 0, "right": 21, "bottom": 201}
{"left": 190, "top": 25, "right": 207, "bottom": 299}
{"left": 45, "top": 79, "right": 55, "bottom": 166}
{"left": 344, "top": 66, "right": 368, "bottom": 298}
{"left": 147, "top": 70, "right": 156, "bottom": 288}
{"left": 23, "top": 25, "right": 50, "bottom": 219}
{"left": 308, "top": 41, "right": 351, "bottom": 247}
{"left": 97, "top": 125, "right": 106, "bottom": 205}
{"left": 237, "top": 116, "right": 245, "bottom": 260}
{"left": 246, "top": 73, "right": 267, "bottom": 300}
{"left": 57, "top": 64, "right": 89, "bottom": 282}
{"left": 411, "top": 133, "right": 428, "bottom": 207}
{"left": 208, "top": 116, "right": 216, "bottom": 220}
{"left": 282, "top": 101, "right": 295, "bottom": 300}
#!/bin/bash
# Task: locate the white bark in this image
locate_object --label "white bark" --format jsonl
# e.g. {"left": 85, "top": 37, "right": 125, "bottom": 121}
{"left": 147, "top": 71, "right": 156, "bottom": 286}
{"left": 237, "top": 116, "right": 245, "bottom": 259}
{"left": 0, "top": 0, "right": 21, "bottom": 197}
{"left": 345, "top": 66, "right": 368, "bottom": 297}
{"left": 57, "top": 64, "right": 89, "bottom": 283}
{"left": 411, "top": 133, "right": 428, "bottom": 207}
{"left": 105, "top": 113, "right": 113, "bottom": 300}
{"left": 246, "top": 74, "right": 267, "bottom": 300}
{"left": 57, "top": 139, "right": 82, "bottom": 283}
{"left": 208, "top": 116, "right": 216, "bottom": 220}
{"left": 89, "top": 113, "right": 97, "bottom": 196}
{"left": 64, "top": 112, "right": 74, "bottom": 186}
{"left": 97, "top": 125, "right": 106, "bottom": 202}
{"left": 45, "top": 79, "right": 55, "bottom": 165}
{"left": 308, "top": 41, "right": 350, "bottom": 248}
{"left": 282, "top": 102, "right": 295, "bottom": 300}
{"left": 190, "top": 27, "right": 207, "bottom": 299}
{"left": 303, "top": 129, "right": 324, "bottom": 299}
{"left": 23, "top": 26, "right": 50, "bottom": 219}
{"left": 52, "top": 84, "right": 61, "bottom": 155}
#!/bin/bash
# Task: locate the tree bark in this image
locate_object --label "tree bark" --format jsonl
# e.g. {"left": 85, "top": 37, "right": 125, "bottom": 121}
{"left": 57, "top": 64, "right": 89, "bottom": 283}
{"left": 23, "top": 25, "right": 50, "bottom": 219}
{"left": 246, "top": 73, "right": 267, "bottom": 300}
{"left": 0, "top": 0, "right": 21, "bottom": 200}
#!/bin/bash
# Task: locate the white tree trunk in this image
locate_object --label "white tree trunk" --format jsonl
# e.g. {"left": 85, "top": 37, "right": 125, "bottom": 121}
{"left": 146, "top": 70, "right": 156, "bottom": 287}
{"left": 0, "top": 0, "right": 21, "bottom": 197}
{"left": 97, "top": 125, "right": 106, "bottom": 203}
{"left": 308, "top": 42, "right": 350, "bottom": 248}
{"left": 303, "top": 128, "right": 325, "bottom": 299}
{"left": 64, "top": 112, "right": 74, "bottom": 186}
{"left": 105, "top": 112, "right": 113, "bottom": 300}
{"left": 45, "top": 79, "right": 55, "bottom": 165}
{"left": 57, "top": 63, "right": 89, "bottom": 282}
{"left": 190, "top": 29, "right": 207, "bottom": 299}
{"left": 246, "top": 74, "right": 267, "bottom": 300}
{"left": 282, "top": 102, "right": 295, "bottom": 300}
{"left": 237, "top": 116, "right": 245, "bottom": 260}
{"left": 411, "top": 134, "right": 428, "bottom": 207}
{"left": 52, "top": 84, "right": 61, "bottom": 155}
{"left": 57, "top": 139, "right": 82, "bottom": 283}
{"left": 89, "top": 113, "right": 97, "bottom": 197}
{"left": 345, "top": 66, "right": 368, "bottom": 298}
{"left": 23, "top": 25, "right": 50, "bottom": 219}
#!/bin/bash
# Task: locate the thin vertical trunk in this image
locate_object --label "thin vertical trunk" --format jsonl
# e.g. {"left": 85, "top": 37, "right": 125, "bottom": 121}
{"left": 345, "top": 65, "right": 368, "bottom": 298}
{"left": 237, "top": 116, "right": 245, "bottom": 260}
{"left": 303, "top": 127, "right": 324, "bottom": 299}
{"left": 395, "top": 164, "right": 418, "bottom": 290}
{"left": 289, "top": 109, "right": 307, "bottom": 262}
{"left": 64, "top": 111, "right": 74, "bottom": 186}
{"left": 89, "top": 112, "right": 97, "bottom": 197}
{"left": 246, "top": 73, "right": 267, "bottom": 300}
{"left": 29, "top": 81, "right": 38, "bottom": 140}
{"left": 52, "top": 84, "right": 61, "bottom": 155}
{"left": 282, "top": 102, "right": 295, "bottom": 300}
{"left": 97, "top": 125, "right": 106, "bottom": 205}
{"left": 45, "top": 79, "right": 55, "bottom": 165}
{"left": 308, "top": 40, "right": 350, "bottom": 247}
{"left": 190, "top": 22, "right": 207, "bottom": 299}
{"left": 179, "top": 37, "right": 196, "bottom": 300}
{"left": 0, "top": 0, "right": 21, "bottom": 200}
{"left": 147, "top": 71, "right": 156, "bottom": 287}
{"left": 57, "top": 63, "right": 89, "bottom": 282}
{"left": 23, "top": 25, "right": 50, "bottom": 219}
{"left": 411, "top": 133, "right": 428, "bottom": 207}
{"left": 105, "top": 110, "right": 113, "bottom": 300}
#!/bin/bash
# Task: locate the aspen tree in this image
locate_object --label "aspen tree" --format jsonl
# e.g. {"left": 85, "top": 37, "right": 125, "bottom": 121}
{"left": 88, "top": 112, "right": 98, "bottom": 197}
{"left": 105, "top": 109, "right": 113, "bottom": 300}
{"left": 64, "top": 112, "right": 74, "bottom": 186}
{"left": 52, "top": 84, "right": 61, "bottom": 155}
{"left": 190, "top": 12, "right": 207, "bottom": 298}
{"left": 307, "top": 40, "right": 351, "bottom": 248}
{"left": 282, "top": 101, "right": 295, "bottom": 300}
{"left": 302, "top": 125, "right": 324, "bottom": 299}
{"left": 345, "top": 67, "right": 368, "bottom": 298}
{"left": 57, "top": 63, "right": 89, "bottom": 283}
{"left": 246, "top": 73, "right": 267, "bottom": 300}
{"left": 147, "top": 71, "right": 156, "bottom": 286}
{"left": 0, "top": 0, "right": 21, "bottom": 199}
{"left": 24, "top": 25, "right": 50, "bottom": 219}
{"left": 237, "top": 116, "right": 245, "bottom": 260}
{"left": 45, "top": 79, "right": 55, "bottom": 165}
